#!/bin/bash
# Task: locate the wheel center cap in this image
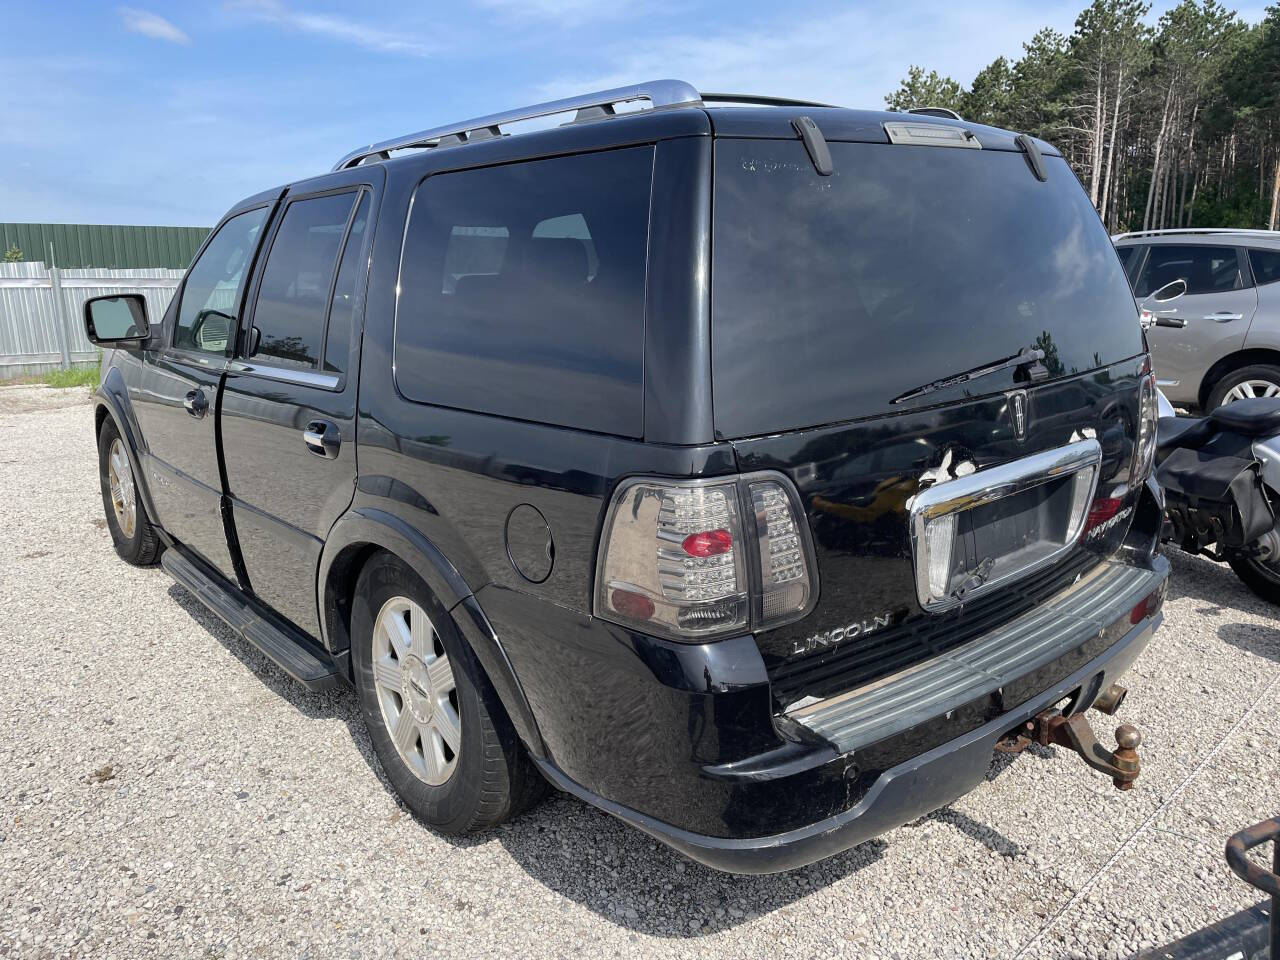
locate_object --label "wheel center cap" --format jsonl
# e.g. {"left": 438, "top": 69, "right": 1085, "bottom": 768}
{"left": 401, "top": 655, "right": 433, "bottom": 723}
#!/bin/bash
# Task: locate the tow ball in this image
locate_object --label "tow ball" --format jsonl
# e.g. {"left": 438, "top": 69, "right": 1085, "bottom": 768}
{"left": 996, "top": 709, "right": 1142, "bottom": 790}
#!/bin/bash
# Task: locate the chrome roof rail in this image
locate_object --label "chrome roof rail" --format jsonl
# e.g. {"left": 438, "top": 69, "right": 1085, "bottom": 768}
{"left": 332, "top": 79, "right": 704, "bottom": 171}
{"left": 906, "top": 106, "right": 963, "bottom": 121}
{"left": 1112, "top": 227, "right": 1280, "bottom": 241}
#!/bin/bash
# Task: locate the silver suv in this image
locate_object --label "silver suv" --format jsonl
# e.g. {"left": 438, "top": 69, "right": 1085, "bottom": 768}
{"left": 1114, "top": 228, "right": 1280, "bottom": 409}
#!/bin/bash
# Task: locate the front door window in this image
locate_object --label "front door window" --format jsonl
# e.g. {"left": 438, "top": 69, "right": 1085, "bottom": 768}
{"left": 174, "top": 207, "right": 269, "bottom": 354}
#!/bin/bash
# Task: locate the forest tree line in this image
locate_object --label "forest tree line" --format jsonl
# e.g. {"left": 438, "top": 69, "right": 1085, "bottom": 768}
{"left": 886, "top": 0, "right": 1280, "bottom": 232}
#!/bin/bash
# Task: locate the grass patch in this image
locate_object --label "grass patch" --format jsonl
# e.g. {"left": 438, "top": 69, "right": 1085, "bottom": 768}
{"left": 40, "top": 366, "right": 99, "bottom": 389}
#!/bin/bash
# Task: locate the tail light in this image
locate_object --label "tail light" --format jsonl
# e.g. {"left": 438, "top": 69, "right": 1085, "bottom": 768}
{"left": 594, "top": 473, "right": 817, "bottom": 641}
{"left": 1132, "top": 363, "right": 1158, "bottom": 482}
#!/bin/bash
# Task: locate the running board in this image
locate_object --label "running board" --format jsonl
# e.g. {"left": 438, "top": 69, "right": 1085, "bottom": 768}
{"left": 161, "top": 548, "right": 340, "bottom": 690}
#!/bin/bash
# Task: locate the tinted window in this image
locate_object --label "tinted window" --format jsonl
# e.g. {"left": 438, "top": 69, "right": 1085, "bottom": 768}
{"left": 1135, "top": 244, "right": 1244, "bottom": 297}
{"left": 1115, "top": 244, "right": 1141, "bottom": 281}
{"left": 175, "top": 207, "right": 268, "bottom": 354}
{"left": 250, "top": 192, "right": 357, "bottom": 368}
{"left": 712, "top": 141, "right": 1144, "bottom": 437}
{"left": 396, "top": 147, "right": 653, "bottom": 436}
{"left": 1251, "top": 248, "right": 1280, "bottom": 286}
{"left": 323, "top": 192, "right": 372, "bottom": 374}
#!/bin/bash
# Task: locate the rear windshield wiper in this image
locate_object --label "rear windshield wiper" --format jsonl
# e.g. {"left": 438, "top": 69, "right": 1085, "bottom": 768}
{"left": 891, "top": 346, "right": 1046, "bottom": 405}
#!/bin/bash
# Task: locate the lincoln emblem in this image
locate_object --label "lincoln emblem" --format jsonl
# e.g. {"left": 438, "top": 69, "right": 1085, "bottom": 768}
{"left": 1009, "top": 390, "right": 1028, "bottom": 441}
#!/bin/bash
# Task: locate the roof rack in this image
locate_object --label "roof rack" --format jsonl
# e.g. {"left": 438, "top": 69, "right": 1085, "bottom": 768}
{"left": 332, "top": 78, "right": 703, "bottom": 171}
{"left": 700, "top": 92, "right": 836, "bottom": 108}
{"left": 906, "top": 106, "right": 964, "bottom": 121}
{"left": 1112, "top": 227, "right": 1280, "bottom": 241}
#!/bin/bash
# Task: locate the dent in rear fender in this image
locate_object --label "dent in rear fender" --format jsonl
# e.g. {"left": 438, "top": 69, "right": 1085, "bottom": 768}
{"left": 451, "top": 594, "right": 545, "bottom": 758}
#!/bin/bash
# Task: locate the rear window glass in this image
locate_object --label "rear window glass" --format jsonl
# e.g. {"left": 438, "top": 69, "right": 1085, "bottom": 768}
{"left": 395, "top": 146, "right": 654, "bottom": 437}
{"left": 1135, "top": 244, "right": 1244, "bottom": 297}
{"left": 711, "top": 140, "right": 1144, "bottom": 438}
{"left": 1251, "top": 248, "right": 1280, "bottom": 286}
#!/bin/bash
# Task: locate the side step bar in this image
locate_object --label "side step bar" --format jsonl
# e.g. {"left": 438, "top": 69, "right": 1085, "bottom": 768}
{"left": 161, "top": 548, "right": 340, "bottom": 691}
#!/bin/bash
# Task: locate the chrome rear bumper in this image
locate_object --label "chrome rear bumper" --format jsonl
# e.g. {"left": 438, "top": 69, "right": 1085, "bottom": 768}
{"left": 788, "top": 558, "right": 1165, "bottom": 753}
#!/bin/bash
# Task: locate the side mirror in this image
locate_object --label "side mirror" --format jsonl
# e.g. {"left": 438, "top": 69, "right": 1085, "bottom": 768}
{"left": 246, "top": 325, "right": 261, "bottom": 357}
{"left": 1147, "top": 278, "right": 1187, "bottom": 305}
{"left": 84, "top": 294, "right": 150, "bottom": 345}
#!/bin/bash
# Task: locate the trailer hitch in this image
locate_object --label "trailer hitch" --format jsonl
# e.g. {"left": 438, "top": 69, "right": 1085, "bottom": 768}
{"left": 997, "top": 709, "right": 1141, "bottom": 790}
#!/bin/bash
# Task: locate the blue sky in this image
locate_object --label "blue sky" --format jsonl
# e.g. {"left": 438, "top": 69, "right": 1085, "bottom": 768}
{"left": 0, "top": 1, "right": 1268, "bottom": 226}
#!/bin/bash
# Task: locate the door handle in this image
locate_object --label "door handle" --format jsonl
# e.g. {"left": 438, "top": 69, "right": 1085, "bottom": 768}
{"left": 183, "top": 389, "right": 208, "bottom": 418}
{"left": 303, "top": 420, "right": 341, "bottom": 459}
{"left": 1204, "top": 312, "right": 1244, "bottom": 322}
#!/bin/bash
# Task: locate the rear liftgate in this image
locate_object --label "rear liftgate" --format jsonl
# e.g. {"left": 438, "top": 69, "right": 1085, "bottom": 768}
{"left": 911, "top": 435, "right": 1149, "bottom": 790}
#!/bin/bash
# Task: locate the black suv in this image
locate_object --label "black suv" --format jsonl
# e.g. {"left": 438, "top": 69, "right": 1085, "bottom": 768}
{"left": 85, "top": 80, "right": 1169, "bottom": 873}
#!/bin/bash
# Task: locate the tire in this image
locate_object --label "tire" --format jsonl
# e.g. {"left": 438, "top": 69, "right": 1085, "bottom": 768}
{"left": 1206, "top": 364, "right": 1280, "bottom": 409}
{"left": 98, "top": 419, "right": 160, "bottom": 566}
{"left": 350, "top": 552, "right": 545, "bottom": 833}
{"left": 1228, "top": 556, "right": 1280, "bottom": 606}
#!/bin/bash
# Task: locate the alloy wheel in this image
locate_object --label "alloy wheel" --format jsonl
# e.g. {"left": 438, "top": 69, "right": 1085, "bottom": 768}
{"left": 1223, "top": 379, "right": 1280, "bottom": 403}
{"left": 371, "top": 596, "right": 461, "bottom": 786}
{"left": 107, "top": 438, "right": 137, "bottom": 539}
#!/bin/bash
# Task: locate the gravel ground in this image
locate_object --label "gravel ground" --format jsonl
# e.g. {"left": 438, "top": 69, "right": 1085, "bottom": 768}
{"left": 1, "top": 383, "right": 1278, "bottom": 960}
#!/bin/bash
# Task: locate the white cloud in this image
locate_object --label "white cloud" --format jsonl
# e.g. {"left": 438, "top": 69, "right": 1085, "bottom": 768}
{"left": 531, "top": 2, "right": 1095, "bottom": 109}
{"left": 229, "top": 0, "right": 431, "bottom": 56}
{"left": 117, "top": 7, "right": 190, "bottom": 44}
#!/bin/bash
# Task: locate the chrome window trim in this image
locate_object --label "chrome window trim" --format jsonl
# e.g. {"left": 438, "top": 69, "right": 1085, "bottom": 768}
{"left": 226, "top": 359, "right": 340, "bottom": 391}
{"left": 909, "top": 438, "right": 1102, "bottom": 613}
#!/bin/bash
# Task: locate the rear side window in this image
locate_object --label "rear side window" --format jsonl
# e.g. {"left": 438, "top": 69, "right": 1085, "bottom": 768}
{"left": 1135, "top": 244, "right": 1245, "bottom": 297}
{"left": 250, "top": 192, "right": 358, "bottom": 369}
{"left": 1251, "top": 248, "right": 1280, "bottom": 286}
{"left": 395, "top": 146, "right": 654, "bottom": 437}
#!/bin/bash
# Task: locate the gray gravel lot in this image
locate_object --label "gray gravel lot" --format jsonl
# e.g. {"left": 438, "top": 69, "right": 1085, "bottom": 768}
{"left": 2, "top": 383, "right": 1278, "bottom": 959}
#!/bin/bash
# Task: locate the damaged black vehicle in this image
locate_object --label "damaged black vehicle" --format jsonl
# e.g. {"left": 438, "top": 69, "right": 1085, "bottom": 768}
{"left": 85, "top": 81, "right": 1168, "bottom": 874}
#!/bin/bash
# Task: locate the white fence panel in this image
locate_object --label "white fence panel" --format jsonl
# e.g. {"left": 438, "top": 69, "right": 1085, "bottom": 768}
{"left": 0, "top": 263, "right": 184, "bottom": 379}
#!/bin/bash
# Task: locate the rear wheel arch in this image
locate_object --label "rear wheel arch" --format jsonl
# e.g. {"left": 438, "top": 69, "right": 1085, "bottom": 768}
{"left": 1199, "top": 349, "right": 1280, "bottom": 409}
{"left": 319, "top": 516, "right": 546, "bottom": 758}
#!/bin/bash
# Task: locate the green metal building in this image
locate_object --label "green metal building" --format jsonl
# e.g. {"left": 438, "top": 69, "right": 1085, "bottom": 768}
{"left": 1, "top": 222, "right": 209, "bottom": 270}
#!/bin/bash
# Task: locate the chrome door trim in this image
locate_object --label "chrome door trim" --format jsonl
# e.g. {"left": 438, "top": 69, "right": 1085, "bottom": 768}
{"left": 226, "top": 359, "right": 340, "bottom": 391}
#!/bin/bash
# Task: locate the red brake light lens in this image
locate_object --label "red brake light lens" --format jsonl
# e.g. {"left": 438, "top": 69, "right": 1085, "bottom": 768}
{"left": 1084, "top": 497, "right": 1122, "bottom": 534}
{"left": 682, "top": 529, "right": 733, "bottom": 557}
{"left": 610, "top": 588, "right": 656, "bottom": 620}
